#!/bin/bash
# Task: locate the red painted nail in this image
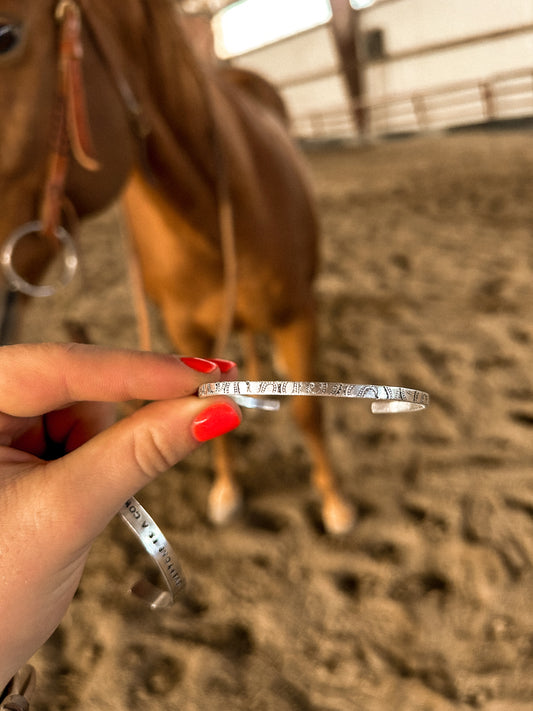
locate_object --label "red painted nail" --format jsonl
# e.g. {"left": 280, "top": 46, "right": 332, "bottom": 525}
{"left": 180, "top": 356, "right": 217, "bottom": 374}
{"left": 192, "top": 403, "right": 241, "bottom": 442}
{"left": 211, "top": 358, "right": 237, "bottom": 373}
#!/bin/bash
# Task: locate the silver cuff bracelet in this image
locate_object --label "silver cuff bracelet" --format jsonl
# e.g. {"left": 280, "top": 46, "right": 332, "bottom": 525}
{"left": 198, "top": 380, "right": 429, "bottom": 414}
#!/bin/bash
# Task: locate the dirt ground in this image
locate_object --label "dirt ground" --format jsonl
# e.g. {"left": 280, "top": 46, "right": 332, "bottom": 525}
{"left": 20, "top": 129, "right": 533, "bottom": 710}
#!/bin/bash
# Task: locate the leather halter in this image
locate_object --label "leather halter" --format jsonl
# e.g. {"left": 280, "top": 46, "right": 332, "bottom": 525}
{"left": 2, "top": 0, "right": 236, "bottom": 354}
{"left": 40, "top": 0, "right": 100, "bottom": 242}
{"left": 0, "top": 0, "right": 99, "bottom": 298}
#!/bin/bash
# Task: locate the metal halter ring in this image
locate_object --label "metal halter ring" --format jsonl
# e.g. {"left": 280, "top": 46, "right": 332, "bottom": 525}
{"left": 120, "top": 497, "right": 185, "bottom": 609}
{"left": 198, "top": 381, "right": 430, "bottom": 414}
{"left": 0, "top": 220, "right": 79, "bottom": 297}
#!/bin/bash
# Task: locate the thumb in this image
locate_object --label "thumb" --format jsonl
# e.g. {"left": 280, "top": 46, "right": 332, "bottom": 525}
{"left": 37, "top": 395, "right": 241, "bottom": 548}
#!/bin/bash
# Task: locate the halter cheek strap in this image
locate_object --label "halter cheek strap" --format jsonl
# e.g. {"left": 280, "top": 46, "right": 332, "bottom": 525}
{"left": 41, "top": 0, "right": 99, "bottom": 241}
{"left": 56, "top": 0, "right": 100, "bottom": 172}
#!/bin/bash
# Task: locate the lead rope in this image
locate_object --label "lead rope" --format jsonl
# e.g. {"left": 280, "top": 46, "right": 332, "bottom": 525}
{"left": 212, "top": 149, "right": 237, "bottom": 358}
{"left": 177, "top": 11, "right": 238, "bottom": 360}
{"left": 204, "top": 79, "right": 238, "bottom": 359}
{"left": 117, "top": 205, "right": 153, "bottom": 352}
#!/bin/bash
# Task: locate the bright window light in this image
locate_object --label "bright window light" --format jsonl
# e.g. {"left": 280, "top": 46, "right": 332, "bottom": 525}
{"left": 350, "top": 0, "right": 375, "bottom": 8}
{"left": 214, "top": 0, "right": 332, "bottom": 58}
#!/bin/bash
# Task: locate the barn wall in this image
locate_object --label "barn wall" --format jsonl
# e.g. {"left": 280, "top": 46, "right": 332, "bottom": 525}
{"left": 230, "top": 26, "right": 352, "bottom": 117}
{"left": 363, "top": 0, "right": 532, "bottom": 56}
{"left": 221, "top": 0, "right": 533, "bottom": 138}
{"left": 367, "top": 35, "right": 533, "bottom": 94}
{"left": 229, "top": 26, "right": 336, "bottom": 82}
{"left": 230, "top": 25, "right": 356, "bottom": 137}
{"left": 363, "top": 0, "right": 533, "bottom": 95}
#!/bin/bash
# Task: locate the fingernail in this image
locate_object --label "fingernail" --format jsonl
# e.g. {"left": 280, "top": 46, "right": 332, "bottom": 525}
{"left": 192, "top": 403, "right": 241, "bottom": 442}
{"left": 180, "top": 356, "right": 218, "bottom": 374}
{"left": 211, "top": 358, "right": 237, "bottom": 373}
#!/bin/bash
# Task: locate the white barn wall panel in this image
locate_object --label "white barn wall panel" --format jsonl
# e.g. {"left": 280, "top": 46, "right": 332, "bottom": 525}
{"left": 367, "top": 35, "right": 533, "bottom": 94}
{"left": 363, "top": 0, "right": 533, "bottom": 95}
{"left": 283, "top": 75, "right": 350, "bottom": 117}
{"left": 230, "top": 26, "right": 338, "bottom": 84}
{"left": 363, "top": 0, "right": 533, "bottom": 56}
{"left": 361, "top": 0, "right": 533, "bottom": 134}
{"left": 230, "top": 26, "right": 353, "bottom": 129}
{"left": 223, "top": 0, "right": 533, "bottom": 138}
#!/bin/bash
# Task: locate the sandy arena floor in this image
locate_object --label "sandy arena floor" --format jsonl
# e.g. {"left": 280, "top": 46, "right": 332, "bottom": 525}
{"left": 19, "top": 129, "right": 533, "bottom": 710}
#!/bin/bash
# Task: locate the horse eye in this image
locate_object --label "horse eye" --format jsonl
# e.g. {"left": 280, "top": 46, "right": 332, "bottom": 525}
{"left": 0, "top": 23, "right": 21, "bottom": 55}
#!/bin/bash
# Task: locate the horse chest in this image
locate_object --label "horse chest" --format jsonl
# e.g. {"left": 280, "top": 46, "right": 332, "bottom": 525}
{"left": 122, "top": 170, "right": 223, "bottom": 294}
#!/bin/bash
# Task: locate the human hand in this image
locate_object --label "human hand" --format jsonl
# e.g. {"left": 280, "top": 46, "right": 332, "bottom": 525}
{"left": 0, "top": 343, "right": 241, "bottom": 689}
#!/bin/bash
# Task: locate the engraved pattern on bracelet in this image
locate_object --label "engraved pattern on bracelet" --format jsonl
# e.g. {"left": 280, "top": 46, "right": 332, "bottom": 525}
{"left": 198, "top": 381, "right": 429, "bottom": 413}
{"left": 120, "top": 497, "right": 185, "bottom": 609}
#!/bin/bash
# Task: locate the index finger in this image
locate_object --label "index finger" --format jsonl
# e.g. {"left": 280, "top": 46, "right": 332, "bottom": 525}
{"left": 0, "top": 343, "right": 228, "bottom": 416}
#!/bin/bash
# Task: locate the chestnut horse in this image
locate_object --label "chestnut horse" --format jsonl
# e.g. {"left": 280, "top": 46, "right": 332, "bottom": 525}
{"left": 0, "top": 0, "right": 353, "bottom": 533}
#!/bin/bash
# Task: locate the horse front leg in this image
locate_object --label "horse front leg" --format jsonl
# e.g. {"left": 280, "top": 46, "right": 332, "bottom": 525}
{"left": 272, "top": 309, "right": 354, "bottom": 535}
{"left": 207, "top": 436, "right": 241, "bottom": 524}
{"left": 209, "top": 328, "right": 264, "bottom": 524}
{"left": 161, "top": 302, "right": 242, "bottom": 526}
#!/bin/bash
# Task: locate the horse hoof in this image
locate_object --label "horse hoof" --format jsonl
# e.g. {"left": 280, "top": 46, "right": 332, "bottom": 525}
{"left": 322, "top": 496, "right": 355, "bottom": 535}
{"left": 208, "top": 481, "right": 242, "bottom": 525}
